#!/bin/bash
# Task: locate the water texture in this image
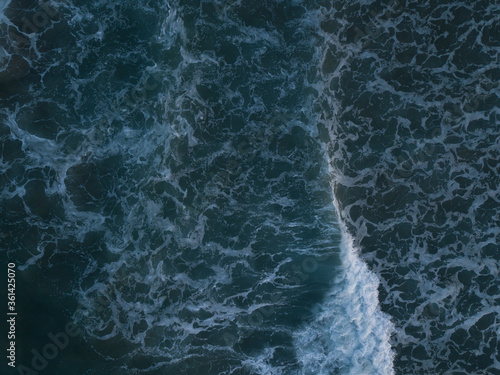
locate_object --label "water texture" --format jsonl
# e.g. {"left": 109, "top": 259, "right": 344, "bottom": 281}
{"left": 0, "top": 0, "right": 498, "bottom": 374}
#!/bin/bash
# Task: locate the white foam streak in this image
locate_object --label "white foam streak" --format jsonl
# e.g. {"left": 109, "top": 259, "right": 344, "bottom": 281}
{"left": 294, "top": 222, "right": 395, "bottom": 375}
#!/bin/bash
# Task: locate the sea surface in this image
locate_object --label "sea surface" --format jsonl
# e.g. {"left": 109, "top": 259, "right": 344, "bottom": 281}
{"left": 0, "top": 0, "right": 498, "bottom": 374}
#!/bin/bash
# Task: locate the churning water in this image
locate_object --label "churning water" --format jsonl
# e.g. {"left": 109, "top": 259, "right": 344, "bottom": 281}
{"left": 1, "top": 0, "right": 498, "bottom": 374}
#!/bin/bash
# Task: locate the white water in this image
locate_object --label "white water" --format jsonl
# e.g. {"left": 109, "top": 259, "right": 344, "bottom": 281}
{"left": 293, "top": 150, "right": 395, "bottom": 374}
{"left": 294, "top": 224, "right": 395, "bottom": 375}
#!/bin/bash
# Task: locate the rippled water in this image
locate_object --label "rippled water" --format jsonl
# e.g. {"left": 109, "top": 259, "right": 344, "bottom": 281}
{"left": 1, "top": 0, "right": 498, "bottom": 374}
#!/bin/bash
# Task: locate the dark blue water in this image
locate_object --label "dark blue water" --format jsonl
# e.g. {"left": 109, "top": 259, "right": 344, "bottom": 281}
{"left": 1, "top": 0, "right": 498, "bottom": 374}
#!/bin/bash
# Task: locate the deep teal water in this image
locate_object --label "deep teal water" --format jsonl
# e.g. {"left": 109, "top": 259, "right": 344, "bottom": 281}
{"left": 1, "top": 0, "right": 498, "bottom": 374}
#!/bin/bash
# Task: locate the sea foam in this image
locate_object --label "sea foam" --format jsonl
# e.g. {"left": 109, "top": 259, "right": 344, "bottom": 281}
{"left": 294, "top": 221, "right": 395, "bottom": 375}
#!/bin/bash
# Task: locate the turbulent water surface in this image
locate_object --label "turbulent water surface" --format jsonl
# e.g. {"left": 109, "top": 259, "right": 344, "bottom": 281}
{"left": 0, "top": 0, "right": 498, "bottom": 374}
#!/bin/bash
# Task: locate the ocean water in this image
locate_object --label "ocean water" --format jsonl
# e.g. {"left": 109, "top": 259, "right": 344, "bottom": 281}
{"left": 0, "top": 0, "right": 498, "bottom": 374}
